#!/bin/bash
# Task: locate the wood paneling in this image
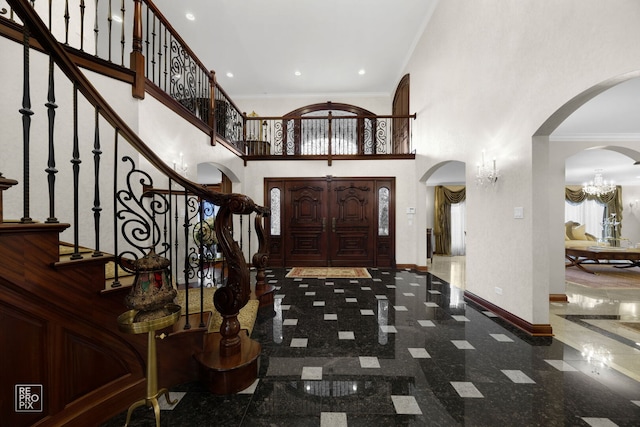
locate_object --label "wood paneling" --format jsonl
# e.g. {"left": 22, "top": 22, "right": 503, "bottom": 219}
{"left": 0, "top": 223, "right": 205, "bottom": 426}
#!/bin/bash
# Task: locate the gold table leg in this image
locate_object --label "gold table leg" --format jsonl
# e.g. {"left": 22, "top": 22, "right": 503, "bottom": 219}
{"left": 124, "top": 330, "right": 177, "bottom": 427}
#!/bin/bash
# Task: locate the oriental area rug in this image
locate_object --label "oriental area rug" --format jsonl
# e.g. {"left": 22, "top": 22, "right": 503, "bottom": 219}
{"left": 286, "top": 267, "right": 371, "bottom": 279}
{"left": 565, "top": 264, "right": 640, "bottom": 289}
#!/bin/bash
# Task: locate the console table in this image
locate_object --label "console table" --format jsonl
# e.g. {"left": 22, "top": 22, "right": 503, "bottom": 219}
{"left": 565, "top": 246, "right": 640, "bottom": 274}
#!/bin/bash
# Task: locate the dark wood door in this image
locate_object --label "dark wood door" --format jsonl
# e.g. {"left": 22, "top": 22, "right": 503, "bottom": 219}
{"left": 284, "top": 179, "right": 328, "bottom": 266}
{"left": 329, "top": 181, "right": 374, "bottom": 267}
{"left": 271, "top": 177, "right": 394, "bottom": 267}
{"left": 392, "top": 74, "right": 410, "bottom": 154}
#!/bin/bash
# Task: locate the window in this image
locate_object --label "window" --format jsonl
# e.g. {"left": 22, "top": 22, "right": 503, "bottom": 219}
{"left": 378, "top": 187, "right": 389, "bottom": 236}
{"left": 270, "top": 187, "right": 281, "bottom": 236}
{"left": 565, "top": 199, "right": 605, "bottom": 239}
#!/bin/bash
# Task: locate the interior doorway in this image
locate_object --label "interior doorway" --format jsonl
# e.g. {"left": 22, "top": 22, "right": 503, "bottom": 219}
{"left": 265, "top": 176, "right": 395, "bottom": 267}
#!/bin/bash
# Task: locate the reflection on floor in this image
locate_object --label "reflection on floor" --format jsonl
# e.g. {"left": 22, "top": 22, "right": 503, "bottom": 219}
{"left": 103, "top": 257, "right": 640, "bottom": 426}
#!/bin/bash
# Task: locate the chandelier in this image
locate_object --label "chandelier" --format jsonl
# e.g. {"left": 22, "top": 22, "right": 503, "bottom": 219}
{"left": 583, "top": 169, "right": 615, "bottom": 196}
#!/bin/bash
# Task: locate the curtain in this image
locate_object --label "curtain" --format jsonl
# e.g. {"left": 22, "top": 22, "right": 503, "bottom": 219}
{"left": 450, "top": 201, "right": 466, "bottom": 256}
{"left": 434, "top": 185, "right": 466, "bottom": 255}
{"left": 565, "top": 199, "right": 605, "bottom": 238}
{"left": 565, "top": 185, "right": 623, "bottom": 236}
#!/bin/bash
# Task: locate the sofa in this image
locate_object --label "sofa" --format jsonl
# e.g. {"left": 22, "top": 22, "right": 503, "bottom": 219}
{"left": 565, "top": 221, "right": 599, "bottom": 248}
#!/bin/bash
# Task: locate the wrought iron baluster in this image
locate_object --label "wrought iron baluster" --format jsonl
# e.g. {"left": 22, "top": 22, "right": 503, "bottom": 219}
{"left": 70, "top": 85, "right": 82, "bottom": 259}
{"left": 144, "top": 3, "right": 149, "bottom": 76}
{"left": 107, "top": 0, "right": 112, "bottom": 62}
{"left": 197, "top": 202, "right": 205, "bottom": 328}
{"left": 93, "top": 0, "right": 98, "bottom": 56}
{"left": 182, "top": 190, "right": 191, "bottom": 330}
{"left": 163, "top": 27, "right": 168, "bottom": 90}
{"left": 247, "top": 213, "right": 252, "bottom": 262}
{"left": 45, "top": 9, "right": 58, "bottom": 223}
{"left": 79, "top": 0, "right": 85, "bottom": 51}
{"left": 157, "top": 19, "right": 162, "bottom": 86}
{"left": 20, "top": 24, "right": 33, "bottom": 224}
{"left": 119, "top": 0, "right": 124, "bottom": 66}
{"left": 151, "top": 14, "right": 156, "bottom": 81}
{"left": 92, "top": 106, "right": 102, "bottom": 256}
{"left": 172, "top": 187, "right": 178, "bottom": 286}
{"left": 239, "top": 214, "right": 243, "bottom": 251}
{"left": 64, "top": 0, "right": 69, "bottom": 45}
{"left": 111, "top": 130, "right": 121, "bottom": 287}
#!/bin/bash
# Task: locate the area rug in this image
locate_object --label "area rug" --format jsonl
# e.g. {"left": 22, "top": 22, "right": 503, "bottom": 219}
{"left": 565, "top": 264, "right": 640, "bottom": 289}
{"left": 286, "top": 267, "right": 371, "bottom": 279}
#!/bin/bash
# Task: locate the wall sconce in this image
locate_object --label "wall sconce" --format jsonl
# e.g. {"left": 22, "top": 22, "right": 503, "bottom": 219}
{"left": 173, "top": 152, "right": 188, "bottom": 176}
{"left": 475, "top": 149, "right": 499, "bottom": 186}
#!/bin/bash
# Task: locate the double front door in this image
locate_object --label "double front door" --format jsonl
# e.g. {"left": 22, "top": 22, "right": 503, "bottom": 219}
{"left": 265, "top": 177, "right": 395, "bottom": 267}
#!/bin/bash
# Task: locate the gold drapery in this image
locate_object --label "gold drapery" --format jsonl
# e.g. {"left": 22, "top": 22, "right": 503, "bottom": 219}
{"left": 434, "top": 185, "right": 466, "bottom": 255}
{"left": 565, "top": 185, "right": 623, "bottom": 235}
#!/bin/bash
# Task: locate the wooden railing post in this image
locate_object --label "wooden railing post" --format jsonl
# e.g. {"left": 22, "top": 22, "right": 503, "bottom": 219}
{"left": 327, "top": 111, "right": 333, "bottom": 166}
{"left": 130, "top": 0, "right": 145, "bottom": 99}
{"left": 209, "top": 70, "right": 216, "bottom": 141}
{"left": 252, "top": 210, "right": 274, "bottom": 307}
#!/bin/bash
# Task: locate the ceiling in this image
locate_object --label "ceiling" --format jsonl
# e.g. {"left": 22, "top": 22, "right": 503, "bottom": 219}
{"left": 152, "top": 1, "right": 640, "bottom": 186}
{"left": 152, "top": 0, "right": 437, "bottom": 97}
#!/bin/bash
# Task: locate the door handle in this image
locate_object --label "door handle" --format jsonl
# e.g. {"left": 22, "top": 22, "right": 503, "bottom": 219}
{"left": 332, "top": 217, "right": 336, "bottom": 232}
{"left": 322, "top": 217, "right": 326, "bottom": 232}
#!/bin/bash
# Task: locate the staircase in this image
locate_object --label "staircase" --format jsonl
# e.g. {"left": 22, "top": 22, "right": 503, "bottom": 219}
{"left": 0, "top": 1, "right": 274, "bottom": 426}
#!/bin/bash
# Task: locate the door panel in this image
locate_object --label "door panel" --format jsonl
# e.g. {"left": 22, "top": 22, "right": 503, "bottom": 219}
{"left": 284, "top": 180, "right": 328, "bottom": 266}
{"left": 330, "top": 181, "right": 374, "bottom": 266}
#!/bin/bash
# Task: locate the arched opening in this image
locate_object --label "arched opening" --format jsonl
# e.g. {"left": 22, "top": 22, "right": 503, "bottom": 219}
{"left": 534, "top": 73, "right": 640, "bottom": 303}
{"left": 421, "top": 160, "right": 466, "bottom": 288}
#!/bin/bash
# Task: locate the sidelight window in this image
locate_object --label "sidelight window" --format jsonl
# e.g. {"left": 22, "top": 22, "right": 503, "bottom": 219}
{"left": 270, "top": 187, "right": 281, "bottom": 236}
{"left": 378, "top": 187, "right": 389, "bottom": 236}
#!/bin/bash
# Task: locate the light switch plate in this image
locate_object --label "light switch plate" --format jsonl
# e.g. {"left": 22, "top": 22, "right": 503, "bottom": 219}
{"left": 514, "top": 207, "right": 524, "bottom": 219}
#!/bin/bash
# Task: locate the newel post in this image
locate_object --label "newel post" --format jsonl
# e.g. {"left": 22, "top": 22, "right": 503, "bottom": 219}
{"left": 252, "top": 209, "right": 274, "bottom": 307}
{"left": 130, "top": 0, "right": 145, "bottom": 99}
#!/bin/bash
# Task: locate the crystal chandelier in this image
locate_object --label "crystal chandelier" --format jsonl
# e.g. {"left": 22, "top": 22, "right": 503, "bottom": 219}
{"left": 582, "top": 169, "right": 615, "bottom": 196}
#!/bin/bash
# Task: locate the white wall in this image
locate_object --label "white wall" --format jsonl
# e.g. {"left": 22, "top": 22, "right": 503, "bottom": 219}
{"left": 404, "top": 0, "right": 640, "bottom": 325}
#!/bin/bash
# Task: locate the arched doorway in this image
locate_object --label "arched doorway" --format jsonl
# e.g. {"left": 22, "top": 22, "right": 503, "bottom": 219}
{"left": 421, "top": 161, "right": 467, "bottom": 284}
{"left": 534, "top": 73, "right": 640, "bottom": 300}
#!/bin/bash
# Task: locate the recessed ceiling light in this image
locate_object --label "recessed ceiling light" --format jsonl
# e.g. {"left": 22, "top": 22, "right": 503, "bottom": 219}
{"left": 112, "top": 15, "right": 123, "bottom": 23}
{"left": 294, "top": 70, "right": 301, "bottom": 76}
{"left": 358, "top": 69, "right": 366, "bottom": 75}
{"left": 185, "top": 12, "right": 195, "bottom": 21}
{"left": 226, "top": 72, "right": 234, "bottom": 78}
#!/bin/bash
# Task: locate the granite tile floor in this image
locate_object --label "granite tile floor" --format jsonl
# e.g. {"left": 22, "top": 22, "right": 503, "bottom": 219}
{"left": 103, "top": 259, "right": 640, "bottom": 426}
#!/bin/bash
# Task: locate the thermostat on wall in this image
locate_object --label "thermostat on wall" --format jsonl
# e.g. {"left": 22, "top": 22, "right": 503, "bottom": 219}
{"left": 406, "top": 207, "right": 416, "bottom": 214}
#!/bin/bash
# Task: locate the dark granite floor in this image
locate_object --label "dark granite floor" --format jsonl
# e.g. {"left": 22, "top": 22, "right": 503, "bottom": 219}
{"left": 102, "top": 268, "right": 640, "bottom": 426}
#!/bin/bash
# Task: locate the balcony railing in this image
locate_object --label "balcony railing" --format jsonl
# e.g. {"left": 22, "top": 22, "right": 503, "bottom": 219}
{"left": 243, "top": 113, "right": 416, "bottom": 161}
